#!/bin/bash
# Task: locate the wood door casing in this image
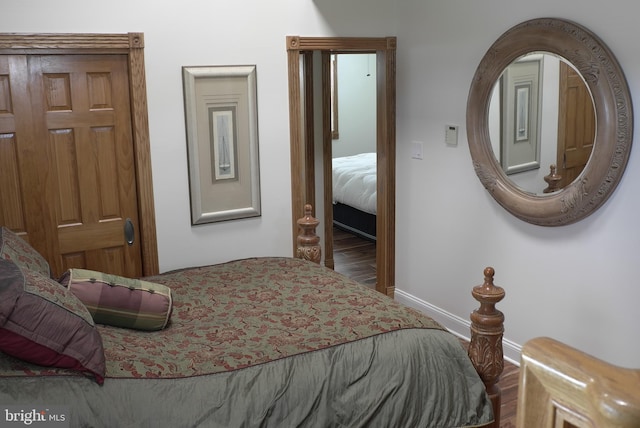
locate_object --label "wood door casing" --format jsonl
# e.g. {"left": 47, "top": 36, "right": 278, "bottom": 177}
{"left": 0, "top": 33, "right": 158, "bottom": 278}
{"left": 287, "top": 37, "right": 396, "bottom": 298}
{"left": 556, "top": 61, "right": 595, "bottom": 188}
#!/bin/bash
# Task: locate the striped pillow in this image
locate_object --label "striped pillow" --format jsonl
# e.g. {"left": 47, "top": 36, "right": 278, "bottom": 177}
{"left": 59, "top": 269, "right": 173, "bottom": 331}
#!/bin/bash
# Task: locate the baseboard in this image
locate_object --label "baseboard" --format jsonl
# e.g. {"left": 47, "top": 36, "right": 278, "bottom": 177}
{"left": 394, "top": 288, "right": 521, "bottom": 366}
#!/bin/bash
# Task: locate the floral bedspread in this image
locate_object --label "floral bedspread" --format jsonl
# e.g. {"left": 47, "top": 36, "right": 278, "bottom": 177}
{"left": 1, "top": 257, "right": 444, "bottom": 379}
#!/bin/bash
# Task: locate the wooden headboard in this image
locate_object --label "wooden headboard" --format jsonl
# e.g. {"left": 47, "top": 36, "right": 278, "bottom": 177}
{"left": 517, "top": 337, "right": 640, "bottom": 427}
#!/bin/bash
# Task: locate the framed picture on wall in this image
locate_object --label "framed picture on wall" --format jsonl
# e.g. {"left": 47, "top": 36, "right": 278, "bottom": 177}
{"left": 182, "top": 65, "right": 261, "bottom": 225}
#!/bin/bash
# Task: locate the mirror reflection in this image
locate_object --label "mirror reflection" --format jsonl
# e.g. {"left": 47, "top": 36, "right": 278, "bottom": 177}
{"left": 488, "top": 52, "right": 595, "bottom": 195}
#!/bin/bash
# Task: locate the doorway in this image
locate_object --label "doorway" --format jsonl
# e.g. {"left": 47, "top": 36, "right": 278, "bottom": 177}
{"left": 330, "top": 53, "right": 377, "bottom": 287}
{"left": 286, "top": 36, "right": 396, "bottom": 297}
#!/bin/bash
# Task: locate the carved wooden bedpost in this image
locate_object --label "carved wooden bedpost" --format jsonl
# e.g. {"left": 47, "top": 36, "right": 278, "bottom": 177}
{"left": 468, "top": 267, "right": 505, "bottom": 428}
{"left": 543, "top": 164, "right": 563, "bottom": 193}
{"left": 296, "top": 204, "right": 321, "bottom": 264}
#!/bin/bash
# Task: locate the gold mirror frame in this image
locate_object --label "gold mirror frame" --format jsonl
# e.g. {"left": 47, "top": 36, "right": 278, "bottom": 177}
{"left": 467, "top": 18, "right": 633, "bottom": 226}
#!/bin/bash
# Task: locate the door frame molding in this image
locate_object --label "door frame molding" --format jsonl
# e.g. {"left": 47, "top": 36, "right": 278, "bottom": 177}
{"left": 286, "top": 36, "right": 396, "bottom": 297}
{"left": 0, "top": 33, "right": 159, "bottom": 276}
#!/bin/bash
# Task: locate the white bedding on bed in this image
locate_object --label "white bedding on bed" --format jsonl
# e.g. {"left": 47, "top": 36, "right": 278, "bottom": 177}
{"left": 332, "top": 152, "right": 377, "bottom": 214}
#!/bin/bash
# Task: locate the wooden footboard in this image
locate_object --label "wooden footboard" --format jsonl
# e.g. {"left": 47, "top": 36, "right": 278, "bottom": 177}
{"left": 517, "top": 337, "right": 640, "bottom": 428}
{"left": 296, "top": 206, "right": 507, "bottom": 427}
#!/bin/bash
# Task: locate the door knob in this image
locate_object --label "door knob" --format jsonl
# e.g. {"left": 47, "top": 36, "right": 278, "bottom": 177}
{"left": 124, "top": 218, "right": 135, "bottom": 246}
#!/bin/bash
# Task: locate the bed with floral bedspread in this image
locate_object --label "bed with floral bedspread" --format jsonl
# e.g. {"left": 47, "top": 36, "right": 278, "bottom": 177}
{"left": 0, "top": 257, "right": 493, "bottom": 427}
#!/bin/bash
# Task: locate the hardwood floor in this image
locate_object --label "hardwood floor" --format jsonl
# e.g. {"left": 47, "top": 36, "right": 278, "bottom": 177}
{"left": 332, "top": 227, "right": 519, "bottom": 427}
{"left": 332, "top": 227, "right": 377, "bottom": 287}
{"left": 498, "top": 360, "right": 520, "bottom": 427}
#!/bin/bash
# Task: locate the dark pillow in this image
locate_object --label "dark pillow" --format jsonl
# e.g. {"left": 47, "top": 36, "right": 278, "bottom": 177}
{"left": 59, "top": 268, "right": 173, "bottom": 331}
{"left": 0, "top": 226, "right": 51, "bottom": 277}
{"left": 0, "top": 259, "right": 105, "bottom": 384}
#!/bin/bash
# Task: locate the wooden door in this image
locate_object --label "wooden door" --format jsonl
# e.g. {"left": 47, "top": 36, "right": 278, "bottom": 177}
{"left": 556, "top": 61, "right": 595, "bottom": 188}
{"left": 0, "top": 54, "right": 143, "bottom": 278}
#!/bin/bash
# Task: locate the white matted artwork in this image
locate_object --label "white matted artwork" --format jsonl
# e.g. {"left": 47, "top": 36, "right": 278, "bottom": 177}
{"left": 500, "top": 54, "right": 543, "bottom": 175}
{"left": 182, "top": 65, "right": 260, "bottom": 224}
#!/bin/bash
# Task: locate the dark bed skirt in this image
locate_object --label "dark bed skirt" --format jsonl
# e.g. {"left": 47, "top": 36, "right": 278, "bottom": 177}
{"left": 332, "top": 202, "right": 376, "bottom": 241}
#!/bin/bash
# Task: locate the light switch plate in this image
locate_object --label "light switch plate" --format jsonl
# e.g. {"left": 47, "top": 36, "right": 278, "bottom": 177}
{"left": 445, "top": 124, "right": 458, "bottom": 146}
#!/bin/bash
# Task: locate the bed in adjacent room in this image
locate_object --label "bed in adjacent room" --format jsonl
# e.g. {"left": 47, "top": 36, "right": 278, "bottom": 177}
{"left": 332, "top": 152, "right": 377, "bottom": 240}
{"left": 0, "top": 207, "right": 504, "bottom": 427}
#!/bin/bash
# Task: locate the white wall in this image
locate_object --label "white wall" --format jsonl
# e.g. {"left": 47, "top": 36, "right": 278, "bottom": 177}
{"left": 4, "top": 0, "right": 639, "bottom": 368}
{"left": 332, "top": 54, "right": 377, "bottom": 158}
{"left": 0, "top": 0, "right": 396, "bottom": 272}
{"left": 393, "top": 0, "right": 640, "bottom": 367}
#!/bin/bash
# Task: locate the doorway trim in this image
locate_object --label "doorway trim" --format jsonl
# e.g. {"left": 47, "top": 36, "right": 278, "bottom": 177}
{"left": 286, "top": 36, "right": 396, "bottom": 297}
{"left": 0, "top": 33, "right": 159, "bottom": 276}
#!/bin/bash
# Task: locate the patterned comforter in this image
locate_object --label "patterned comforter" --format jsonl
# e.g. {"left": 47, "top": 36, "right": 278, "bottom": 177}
{"left": 0, "top": 257, "right": 493, "bottom": 427}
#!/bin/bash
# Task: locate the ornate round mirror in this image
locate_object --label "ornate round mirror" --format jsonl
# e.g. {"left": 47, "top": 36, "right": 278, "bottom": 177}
{"left": 467, "top": 18, "right": 633, "bottom": 226}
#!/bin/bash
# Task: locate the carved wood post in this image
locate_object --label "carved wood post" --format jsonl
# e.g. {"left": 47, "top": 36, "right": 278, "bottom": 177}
{"left": 469, "top": 267, "right": 505, "bottom": 428}
{"left": 543, "top": 164, "right": 563, "bottom": 193}
{"left": 296, "top": 204, "right": 321, "bottom": 264}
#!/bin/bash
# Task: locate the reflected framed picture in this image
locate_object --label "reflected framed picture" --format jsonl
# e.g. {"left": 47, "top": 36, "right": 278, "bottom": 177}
{"left": 514, "top": 83, "right": 530, "bottom": 142}
{"left": 182, "top": 65, "right": 261, "bottom": 225}
{"left": 500, "top": 55, "right": 542, "bottom": 175}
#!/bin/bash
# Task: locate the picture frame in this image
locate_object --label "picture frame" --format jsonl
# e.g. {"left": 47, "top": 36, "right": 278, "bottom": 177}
{"left": 182, "top": 65, "right": 261, "bottom": 224}
{"left": 514, "top": 83, "right": 530, "bottom": 142}
{"left": 500, "top": 55, "right": 542, "bottom": 175}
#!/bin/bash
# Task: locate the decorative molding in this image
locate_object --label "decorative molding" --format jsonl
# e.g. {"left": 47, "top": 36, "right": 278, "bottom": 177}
{"left": 287, "top": 36, "right": 395, "bottom": 52}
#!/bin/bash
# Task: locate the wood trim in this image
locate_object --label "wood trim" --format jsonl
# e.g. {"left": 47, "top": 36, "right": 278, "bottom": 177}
{"left": 321, "top": 52, "right": 335, "bottom": 270}
{"left": 0, "top": 33, "right": 133, "bottom": 52}
{"left": 127, "top": 33, "right": 159, "bottom": 276}
{"left": 376, "top": 47, "right": 396, "bottom": 298}
{"left": 287, "top": 36, "right": 394, "bottom": 52}
{"left": 303, "top": 53, "right": 316, "bottom": 213}
{"left": 287, "top": 36, "right": 396, "bottom": 297}
{"left": 1, "top": 32, "right": 159, "bottom": 276}
{"left": 287, "top": 48, "right": 306, "bottom": 251}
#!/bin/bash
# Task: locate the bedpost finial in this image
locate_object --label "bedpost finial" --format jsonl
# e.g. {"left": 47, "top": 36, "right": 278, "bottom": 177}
{"left": 296, "top": 204, "right": 321, "bottom": 264}
{"left": 477, "top": 266, "right": 504, "bottom": 300}
{"left": 484, "top": 267, "right": 495, "bottom": 282}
